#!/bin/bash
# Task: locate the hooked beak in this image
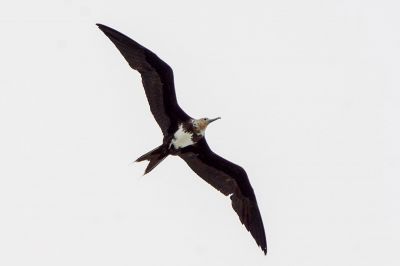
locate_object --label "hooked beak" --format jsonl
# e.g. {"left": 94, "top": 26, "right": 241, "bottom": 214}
{"left": 208, "top": 117, "right": 221, "bottom": 124}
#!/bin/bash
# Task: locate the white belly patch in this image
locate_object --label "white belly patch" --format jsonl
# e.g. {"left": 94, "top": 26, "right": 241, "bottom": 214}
{"left": 171, "top": 124, "right": 194, "bottom": 149}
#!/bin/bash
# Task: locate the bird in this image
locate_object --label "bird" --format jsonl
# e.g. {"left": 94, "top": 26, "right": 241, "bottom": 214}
{"left": 97, "top": 23, "right": 267, "bottom": 254}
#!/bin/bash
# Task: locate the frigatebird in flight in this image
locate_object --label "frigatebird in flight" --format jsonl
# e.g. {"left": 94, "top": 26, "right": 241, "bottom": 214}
{"left": 97, "top": 24, "right": 267, "bottom": 254}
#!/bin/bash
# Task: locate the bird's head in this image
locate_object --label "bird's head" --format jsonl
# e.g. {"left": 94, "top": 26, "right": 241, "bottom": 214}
{"left": 193, "top": 117, "right": 221, "bottom": 136}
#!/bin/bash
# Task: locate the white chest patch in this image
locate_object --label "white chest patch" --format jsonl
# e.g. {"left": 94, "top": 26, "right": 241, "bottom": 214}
{"left": 171, "top": 124, "right": 194, "bottom": 149}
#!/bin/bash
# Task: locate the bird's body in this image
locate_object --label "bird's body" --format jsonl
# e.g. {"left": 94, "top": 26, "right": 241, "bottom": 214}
{"left": 171, "top": 122, "right": 196, "bottom": 149}
{"left": 97, "top": 23, "right": 267, "bottom": 254}
{"left": 138, "top": 118, "right": 220, "bottom": 174}
{"left": 171, "top": 118, "right": 218, "bottom": 149}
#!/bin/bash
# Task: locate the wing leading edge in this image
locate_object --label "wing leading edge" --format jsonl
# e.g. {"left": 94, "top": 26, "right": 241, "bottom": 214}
{"left": 97, "top": 24, "right": 190, "bottom": 135}
{"left": 179, "top": 138, "right": 267, "bottom": 254}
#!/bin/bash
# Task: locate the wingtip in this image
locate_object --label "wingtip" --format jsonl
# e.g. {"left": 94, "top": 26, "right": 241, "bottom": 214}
{"left": 260, "top": 236, "right": 267, "bottom": 255}
{"left": 96, "top": 23, "right": 112, "bottom": 33}
{"left": 262, "top": 246, "right": 267, "bottom": 255}
{"left": 95, "top": 23, "right": 129, "bottom": 42}
{"left": 96, "top": 23, "right": 106, "bottom": 30}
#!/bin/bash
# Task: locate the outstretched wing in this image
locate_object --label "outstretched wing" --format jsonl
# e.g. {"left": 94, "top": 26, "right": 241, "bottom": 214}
{"left": 97, "top": 24, "right": 190, "bottom": 135}
{"left": 179, "top": 138, "right": 267, "bottom": 254}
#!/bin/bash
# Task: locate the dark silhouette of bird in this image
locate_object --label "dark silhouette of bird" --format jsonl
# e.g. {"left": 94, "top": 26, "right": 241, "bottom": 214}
{"left": 97, "top": 23, "right": 267, "bottom": 254}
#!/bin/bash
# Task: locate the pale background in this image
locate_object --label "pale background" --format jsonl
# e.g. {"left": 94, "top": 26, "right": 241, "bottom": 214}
{"left": 0, "top": 0, "right": 398, "bottom": 265}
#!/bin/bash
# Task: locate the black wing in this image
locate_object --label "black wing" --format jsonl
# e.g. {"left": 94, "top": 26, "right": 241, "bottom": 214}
{"left": 179, "top": 138, "right": 267, "bottom": 254}
{"left": 97, "top": 24, "right": 190, "bottom": 135}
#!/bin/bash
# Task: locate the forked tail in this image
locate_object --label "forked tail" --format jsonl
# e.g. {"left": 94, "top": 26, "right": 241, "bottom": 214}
{"left": 135, "top": 145, "right": 169, "bottom": 175}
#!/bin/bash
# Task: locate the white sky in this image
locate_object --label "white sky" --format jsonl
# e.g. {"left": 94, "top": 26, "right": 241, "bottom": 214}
{"left": 0, "top": 0, "right": 399, "bottom": 265}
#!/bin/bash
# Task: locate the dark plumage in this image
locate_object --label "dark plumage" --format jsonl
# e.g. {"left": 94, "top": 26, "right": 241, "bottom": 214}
{"left": 97, "top": 23, "right": 267, "bottom": 254}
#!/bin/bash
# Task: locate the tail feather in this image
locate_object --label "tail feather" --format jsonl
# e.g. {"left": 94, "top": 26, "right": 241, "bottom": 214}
{"left": 135, "top": 146, "right": 163, "bottom": 162}
{"left": 143, "top": 154, "right": 167, "bottom": 175}
{"left": 136, "top": 145, "right": 168, "bottom": 175}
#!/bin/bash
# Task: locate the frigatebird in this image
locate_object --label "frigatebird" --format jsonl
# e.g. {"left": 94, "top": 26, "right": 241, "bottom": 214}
{"left": 97, "top": 23, "right": 267, "bottom": 254}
